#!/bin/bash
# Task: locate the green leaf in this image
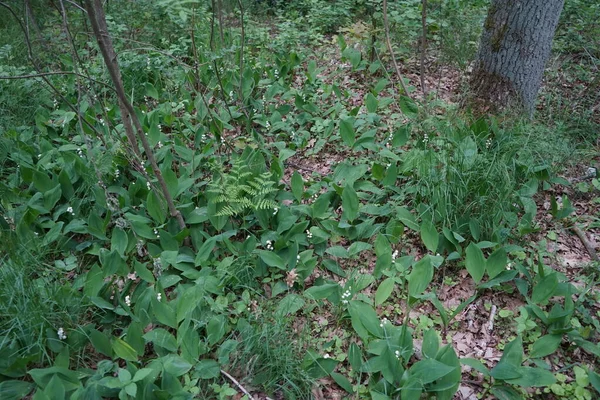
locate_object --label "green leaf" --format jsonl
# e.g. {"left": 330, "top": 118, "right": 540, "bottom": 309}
{"left": 196, "top": 360, "right": 220, "bottom": 379}
{"left": 207, "top": 315, "right": 226, "bottom": 346}
{"left": 409, "top": 359, "right": 456, "bottom": 384}
{"left": 304, "top": 283, "right": 339, "bottom": 300}
{"left": 499, "top": 335, "right": 523, "bottom": 367}
{"left": 422, "top": 329, "right": 439, "bottom": 359}
{"left": 145, "top": 82, "right": 159, "bottom": 99}
{"left": 90, "top": 329, "right": 113, "bottom": 357}
{"left": 256, "top": 250, "right": 286, "bottom": 269}
{"left": 531, "top": 273, "right": 558, "bottom": 304}
{"left": 460, "top": 358, "right": 490, "bottom": 376}
{"left": 486, "top": 248, "right": 507, "bottom": 279}
{"left": 134, "top": 260, "right": 155, "bottom": 283}
{"left": 44, "top": 375, "right": 65, "bottom": 400}
{"left": 399, "top": 96, "right": 418, "bottom": 118}
{"left": 112, "top": 338, "right": 138, "bottom": 362}
{"left": 375, "top": 278, "right": 395, "bottom": 306}
{"left": 326, "top": 246, "right": 349, "bottom": 258}
{"left": 490, "top": 385, "right": 524, "bottom": 400}
{"left": 111, "top": 228, "right": 128, "bottom": 257}
{"left": 420, "top": 220, "right": 439, "bottom": 253}
{"left": 0, "top": 380, "right": 34, "bottom": 400}
{"left": 396, "top": 207, "right": 419, "bottom": 231}
{"left": 132, "top": 368, "right": 153, "bottom": 382}
{"left": 365, "top": 93, "right": 378, "bottom": 113}
{"left": 342, "top": 184, "right": 359, "bottom": 222}
{"left": 348, "top": 343, "right": 363, "bottom": 371}
{"left": 276, "top": 294, "right": 305, "bottom": 317}
{"left": 291, "top": 171, "right": 304, "bottom": 202}
{"left": 162, "top": 355, "right": 192, "bottom": 377}
{"left": 506, "top": 367, "right": 556, "bottom": 387}
{"left": 465, "top": 243, "right": 486, "bottom": 283}
{"left": 408, "top": 256, "right": 433, "bottom": 297}
{"left": 392, "top": 125, "right": 410, "bottom": 147}
{"left": 491, "top": 362, "right": 522, "bottom": 380}
{"left": 143, "top": 329, "right": 178, "bottom": 352}
{"left": 348, "top": 300, "right": 382, "bottom": 340}
{"left": 530, "top": 334, "right": 562, "bottom": 358}
{"left": 331, "top": 372, "right": 353, "bottom": 393}
{"left": 124, "top": 382, "right": 137, "bottom": 397}
{"left": 339, "top": 117, "right": 356, "bottom": 147}
{"left": 147, "top": 191, "right": 166, "bottom": 224}
{"left": 589, "top": 369, "right": 600, "bottom": 393}
{"left": 342, "top": 47, "right": 361, "bottom": 69}
{"left": 348, "top": 241, "right": 372, "bottom": 256}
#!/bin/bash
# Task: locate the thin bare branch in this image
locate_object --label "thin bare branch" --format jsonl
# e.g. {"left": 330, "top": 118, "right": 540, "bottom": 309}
{"left": 382, "top": 0, "right": 412, "bottom": 99}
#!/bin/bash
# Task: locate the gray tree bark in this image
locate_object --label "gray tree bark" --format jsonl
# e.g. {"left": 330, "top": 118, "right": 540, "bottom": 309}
{"left": 470, "top": 0, "right": 564, "bottom": 115}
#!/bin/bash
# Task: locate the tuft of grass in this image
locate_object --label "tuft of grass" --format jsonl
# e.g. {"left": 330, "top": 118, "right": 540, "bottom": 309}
{"left": 228, "top": 313, "right": 314, "bottom": 399}
{"left": 401, "top": 114, "right": 584, "bottom": 239}
{"left": 0, "top": 231, "right": 87, "bottom": 370}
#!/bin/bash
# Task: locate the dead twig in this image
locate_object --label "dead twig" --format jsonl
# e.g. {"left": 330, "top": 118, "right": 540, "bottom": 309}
{"left": 571, "top": 225, "right": 599, "bottom": 261}
{"left": 487, "top": 304, "right": 497, "bottom": 333}
{"left": 220, "top": 370, "right": 255, "bottom": 400}
{"left": 382, "top": 0, "right": 412, "bottom": 99}
{"left": 285, "top": 162, "right": 325, "bottom": 176}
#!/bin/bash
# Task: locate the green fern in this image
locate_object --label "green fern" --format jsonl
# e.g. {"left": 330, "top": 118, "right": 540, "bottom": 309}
{"left": 208, "top": 161, "right": 278, "bottom": 217}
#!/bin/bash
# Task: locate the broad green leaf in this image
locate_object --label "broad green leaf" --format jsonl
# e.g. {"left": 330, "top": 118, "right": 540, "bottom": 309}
{"left": 196, "top": 360, "right": 220, "bottom": 379}
{"left": 124, "top": 383, "right": 137, "bottom": 397}
{"left": 304, "top": 283, "right": 339, "bottom": 300}
{"left": 339, "top": 117, "right": 355, "bottom": 147}
{"left": 111, "top": 228, "right": 128, "bottom": 257}
{"left": 256, "top": 250, "right": 286, "bottom": 269}
{"left": 365, "top": 93, "right": 378, "bottom": 113}
{"left": 396, "top": 207, "right": 419, "bottom": 231}
{"left": 530, "top": 334, "right": 562, "bottom": 359}
{"left": 162, "top": 355, "right": 192, "bottom": 377}
{"left": 460, "top": 358, "right": 490, "bottom": 376}
{"left": 399, "top": 96, "right": 418, "bottom": 118}
{"left": 422, "top": 329, "right": 439, "bottom": 359}
{"left": 465, "top": 243, "right": 485, "bottom": 283}
{"left": 143, "top": 329, "right": 178, "bottom": 352}
{"left": 207, "top": 315, "right": 226, "bottom": 346}
{"left": 431, "top": 345, "right": 461, "bottom": 399}
{"left": 331, "top": 372, "right": 353, "bottom": 393}
{"left": 147, "top": 191, "right": 166, "bottom": 224}
{"left": 506, "top": 367, "right": 556, "bottom": 387}
{"left": 291, "top": 171, "right": 304, "bottom": 202}
{"left": 531, "top": 273, "right": 558, "bottom": 304}
{"left": 392, "top": 125, "right": 409, "bottom": 147}
{"left": 112, "top": 338, "right": 138, "bottom": 362}
{"left": 420, "top": 220, "right": 439, "bottom": 253}
{"left": 348, "top": 300, "right": 382, "bottom": 340}
{"left": 486, "top": 248, "right": 507, "bottom": 279}
{"left": 499, "top": 335, "right": 523, "bottom": 367}
{"left": 589, "top": 369, "right": 600, "bottom": 394}
{"left": 348, "top": 343, "right": 363, "bottom": 371}
{"left": 90, "top": 329, "right": 113, "bottom": 357}
{"left": 409, "top": 359, "right": 456, "bottom": 384}
{"left": 375, "top": 278, "right": 395, "bottom": 306}
{"left": 326, "top": 246, "right": 349, "bottom": 258}
{"left": 348, "top": 241, "right": 372, "bottom": 256}
{"left": 0, "top": 380, "right": 34, "bottom": 400}
{"left": 44, "top": 375, "right": 65, "bottom": 400}
{"left": 342, "top": 184, "right": 359, "bottom": 222}
{"left": 134, "top": 260, "right": 155, "bottom": 283}
{"left": 491, "top": 362, "right": 522, "bottom": 380}
{"left": 490, "top": 385, "right": 524, "bottom": 400}
{"left": 408, "top": 256, "right": 433, "bottom": 297}
{"left": 276, "top": 294, "right": 305, "bottom": 316}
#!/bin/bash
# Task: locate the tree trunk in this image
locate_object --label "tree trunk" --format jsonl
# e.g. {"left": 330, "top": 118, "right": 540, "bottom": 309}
{"left": 470, "top": 0, "right": 564, "bottom": 115}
